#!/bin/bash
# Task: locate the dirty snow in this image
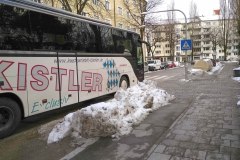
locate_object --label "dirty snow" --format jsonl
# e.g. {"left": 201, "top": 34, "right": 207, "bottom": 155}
{"left": 45, "top": 80, "right": 175, "bottom": 144}
{"left": 180, "top": 62, "right": 224, "bottom": 82}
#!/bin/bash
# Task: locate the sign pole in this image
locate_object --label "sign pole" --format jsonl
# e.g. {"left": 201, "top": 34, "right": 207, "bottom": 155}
{"left": 142, "top": 9, "right": 188, "bottom": 80}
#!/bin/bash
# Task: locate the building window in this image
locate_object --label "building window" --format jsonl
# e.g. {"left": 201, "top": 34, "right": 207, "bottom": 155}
{"left": 126, "top": 26, "right": 130, "bottom": 30}
{"left": 105, "top": 1, "right": 110, "bottom": 10}
{"left": 133, "top": 14, "right": 136, "bottom": 20}
{"left": 204, "top": 41, "right": 210, "bottom": 44}
{"left": 204, "top": 35, "right": 209, "bottom": 38}
{"left": 93, "top": 0, "right": 99, "bottom": 6}
{"left": 219, "top": 50, "right": 221, "bottom": 53}
{"left": 61, "top": 4, "right": 66, "bottom": 10}
{"left": 126, "top": 10, "right": 130, "bottom": 18}
{"left": 155, "top": 51, "right": 161, "bottom": 54}
{"left": 228, "top": 53, "right": 231, "bottom": 55}
{"left": 156, "top": 45, "right": 161, "bottom": 48}
{"left": 165, "top": 50, "right": 170, "bottom": 54}
{"left": 203, "top": 47, "right": 210, "bottom": 51}
{"left": 228, "top": 46, "right": 231, "bottom": 49}
{"left": 105, "top": 19, "right": 111, "bottom": 24}
{"left": 94, "top": 14, "right": 99, "bottom": 19}
{"left": 165, "top": 44, "right": 170, "bottom": 48}
{"left": 81, "top": 11, "right": 87, "bottom": 16}
{"left": 194, "top": 42, "right": 200, "bottom": 46}
{"left": 133, "top": 0, "right": 136, "bottom": 7}
{"left": 132, "top": 28, "right": 136, "bottom": 32}
{"left": 118, "top": 23, "right": 123, "bottom": 29}
{"left": 118, "top": 7, "right": 122, "bottom": 15}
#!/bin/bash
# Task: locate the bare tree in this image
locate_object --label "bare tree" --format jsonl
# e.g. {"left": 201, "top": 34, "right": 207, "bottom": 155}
{"left": 208, "top": 26, "right": 221, "bottom": 56}
{"left": 188, "top": 0, "right": 199, "bottom": 61}
{"left": 57, "top": 0, "right": 111, "bottom": 18}
{"left": 122, "top": 0, "right": 164, "bottom": 39}
{"left": 219, "top": 0, "right": 235, "bottom": 60}
{"left": 145, "top": 25, "right": 164, "bottom": 59}
{"left": 164, "top": 0, "right": 179, "bottom": 61}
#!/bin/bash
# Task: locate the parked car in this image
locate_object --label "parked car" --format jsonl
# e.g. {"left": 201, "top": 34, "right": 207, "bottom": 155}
{"left": 148, "top": 59, "right": 161, "bottom": 71}
{"left": 167, "top": 61, "right": 176, "bottom": 68}
{"left": 144, "top": 61, "right": 149, "bottom": 72}
{"left": 191, "top": 60, "right": 196, "bottom": 65}
{"left": 174, "top": 61, "right": 180, "bottom": 67}
{"left": 211, "top": 59, "right": 216, "bottom": 67}
{"left": 160, "top": 62, "right": 169, "bottom": 69}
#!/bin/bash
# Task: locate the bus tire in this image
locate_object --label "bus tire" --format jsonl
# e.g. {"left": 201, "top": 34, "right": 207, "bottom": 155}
{"left": 0, "top": 97, "right": 21, "bottom": 139}
{"left": 119, "top": 76, "right": 129, "bottom": 90}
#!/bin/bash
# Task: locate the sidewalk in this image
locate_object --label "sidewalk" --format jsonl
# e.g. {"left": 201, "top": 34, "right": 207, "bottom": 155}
{"left": 147, "top": 62, "right": 240, "bottom": 160}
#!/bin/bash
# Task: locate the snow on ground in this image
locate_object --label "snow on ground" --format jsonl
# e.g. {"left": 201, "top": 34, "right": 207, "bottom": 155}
{"left": 232, "top": 66, "right": 240, "bottom": 83}
{"left": 44, "top": 80, "right": 175, "bottom": 144}
{"left": 179, "top": 62, "right": 224, "bottom": 82}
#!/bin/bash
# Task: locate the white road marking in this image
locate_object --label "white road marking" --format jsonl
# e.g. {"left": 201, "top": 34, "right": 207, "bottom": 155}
{"left": 154, "top": 76, "right": 167, "bottom": 80}
{"left": 60, "top": 138, "right": 99, "bottom": 160}
{"left": 146, "top": 76, "right": 158, "bottom": 79}
{"left": 164, "top": 76, "right": 174, "bottom": 80}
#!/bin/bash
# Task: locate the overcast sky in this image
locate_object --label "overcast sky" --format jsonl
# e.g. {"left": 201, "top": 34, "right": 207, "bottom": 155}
{"left": 156, "top": 0, "right": 220, "bottom": 19}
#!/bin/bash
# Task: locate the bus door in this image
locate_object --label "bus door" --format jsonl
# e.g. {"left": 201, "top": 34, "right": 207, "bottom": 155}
{"left": 77, "top": 56, "right": 99, "bottom": 101}
{"left": 27, "top": 53, "right": 61, "bottom": 115}
{"left": 57, "top": 52, "right": 79, "bottom": 107}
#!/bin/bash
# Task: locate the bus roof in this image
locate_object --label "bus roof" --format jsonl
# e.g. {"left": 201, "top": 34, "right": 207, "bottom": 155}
{"left": 1, "top": 0, "right": 140, "bottom": 35}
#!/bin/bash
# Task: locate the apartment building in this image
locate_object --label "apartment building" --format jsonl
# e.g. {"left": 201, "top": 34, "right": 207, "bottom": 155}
{"left": 32, "top": 0, "right": 145, "bottom": 34}
{"left": 147, "top": 23, "right": 182, "bottom": 62}
{"left": 149, "top": 14, "right": 239, "bottom": 62}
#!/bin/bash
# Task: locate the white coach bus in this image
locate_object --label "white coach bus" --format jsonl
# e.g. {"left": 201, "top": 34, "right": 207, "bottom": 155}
{"left": 0, "top": 0, "right": 146, "bottom": 138}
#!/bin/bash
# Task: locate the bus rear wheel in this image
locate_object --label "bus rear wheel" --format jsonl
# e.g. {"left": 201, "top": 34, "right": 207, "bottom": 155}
{"left": 0, "top": 98, "right": 21, "bottom": 139}
{"left": 119, "top": 76, "right": 129, "bottom": 90}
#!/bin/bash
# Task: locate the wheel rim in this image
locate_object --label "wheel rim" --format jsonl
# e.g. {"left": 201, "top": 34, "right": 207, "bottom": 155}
{"left": 0, "top": 106, "right": 14, "bottom": 130}
{"left": 121, "top": 80, "right": 128, "bottom": 90}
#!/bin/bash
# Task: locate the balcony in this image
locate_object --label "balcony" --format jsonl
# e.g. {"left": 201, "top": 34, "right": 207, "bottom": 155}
{"left": 202, "top": 25, "right": 211, "bottom": 28}
{"left": 192, "top": 32, "right": 201, "bottom": 35}
{"left": 202, "top": 31, "right": 210, "bottom": 34}
{"left": 203, "top": 44, "right": 212, "bottom": 47}
{"left": 193, "top": 45, "right": 201, "bottom": 48}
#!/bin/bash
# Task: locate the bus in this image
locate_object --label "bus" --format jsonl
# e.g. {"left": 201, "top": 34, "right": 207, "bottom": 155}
{"left": 0, "top": 0, "right": 145, "bottom": 139}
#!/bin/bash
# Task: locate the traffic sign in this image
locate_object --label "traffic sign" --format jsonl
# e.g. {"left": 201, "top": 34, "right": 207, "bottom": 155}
{"left": 181, "top": 39, "right": 192, "bottom": 50}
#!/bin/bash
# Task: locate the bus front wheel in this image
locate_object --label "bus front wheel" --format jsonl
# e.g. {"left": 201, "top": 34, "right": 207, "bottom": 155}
{"left": 119, "top": 76, "right": 129, "bottom": 90}
{"left": 0, "top": 97, "right": 21, "bottom": 139}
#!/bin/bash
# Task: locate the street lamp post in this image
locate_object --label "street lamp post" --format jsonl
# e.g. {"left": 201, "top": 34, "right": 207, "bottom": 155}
{"left": 142, "top": 9, "right": 188, "bottom": 80}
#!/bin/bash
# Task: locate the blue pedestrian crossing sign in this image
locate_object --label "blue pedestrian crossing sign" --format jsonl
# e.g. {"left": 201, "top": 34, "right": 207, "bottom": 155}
{"left": 181, "top": 39, "right": 192, "bottom": 50}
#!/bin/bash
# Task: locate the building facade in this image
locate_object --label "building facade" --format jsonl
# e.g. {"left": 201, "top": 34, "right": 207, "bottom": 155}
{"left": 149, "top": 15, "right": 239, "bottom": 62}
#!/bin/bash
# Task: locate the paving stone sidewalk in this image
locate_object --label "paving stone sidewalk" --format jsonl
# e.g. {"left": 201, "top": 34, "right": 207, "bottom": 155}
{"left": 147, "top": 62, "right": 240, "bottom": 160}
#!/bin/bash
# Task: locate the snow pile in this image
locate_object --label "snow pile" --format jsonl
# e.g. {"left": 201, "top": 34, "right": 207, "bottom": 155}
{"left": 232, "top": 77, "right": 240, "bottom": 82}
{"left": 189, "top": 62, "right": 224, "bottom": 75}
{"left": 47, "top": 80, "right": 175, "bottom": 144}
{"left": 189, "top": 69, "right": 204, "bottom": 75}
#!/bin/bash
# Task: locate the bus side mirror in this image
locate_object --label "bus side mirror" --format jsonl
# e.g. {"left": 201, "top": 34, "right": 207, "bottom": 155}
{"left": 0, "top": 81, "right": 4, "bottom": 86}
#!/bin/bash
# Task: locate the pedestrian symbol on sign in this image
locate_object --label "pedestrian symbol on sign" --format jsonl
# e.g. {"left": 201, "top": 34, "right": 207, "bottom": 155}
{"left": 183, "top": 42, "right": 190, "bottom": 49}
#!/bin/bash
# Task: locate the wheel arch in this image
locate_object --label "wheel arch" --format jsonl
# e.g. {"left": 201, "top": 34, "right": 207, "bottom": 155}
{"left": 120, "top": 74, "right": 130, "bottom": 87}
{"left": 0, "top": 93, "right": 24, "bottom": 119}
